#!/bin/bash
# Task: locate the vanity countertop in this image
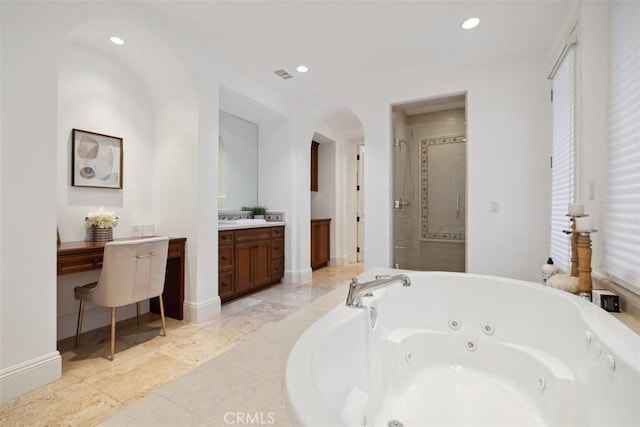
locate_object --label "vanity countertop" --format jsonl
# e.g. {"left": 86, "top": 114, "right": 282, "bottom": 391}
{"left": 218, "top": 221, "right": 286, "bottom": 231}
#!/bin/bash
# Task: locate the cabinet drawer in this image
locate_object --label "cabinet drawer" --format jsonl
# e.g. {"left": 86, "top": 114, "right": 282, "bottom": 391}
{"left": 219, "top": 271, "right": 235, "bottom": 301}
{"left": 219, "top": 245, "right": 234, "bottom": 270}
{"left": 271, "top": 227, "right": 284, "bottom": 238}
{"left": 57, "top": 253, "right": 103, "bottom": 275}
{"left": 271, "top": 258, "right": 284, "bottom": 280}
{"left": 235, "top": 228, "right": 270, "bottom": 242}
{"left": 271, "top": 239, "right": 284, "bottom": 259}
{"left": 219, "top": 231, "right": 234, "bottom": 245}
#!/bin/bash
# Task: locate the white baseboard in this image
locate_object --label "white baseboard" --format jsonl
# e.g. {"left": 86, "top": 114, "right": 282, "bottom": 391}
{"left": 0, "top": 351, "right": 61, "bottom": 403}
{"left": 183, "top": 296, "right": 221, "bottom": 323}
{"left": 284, "top": 268, "right": 313, "bottom": 285}
{"left": 330, "top": 254, "right": 348, "bottom": 266}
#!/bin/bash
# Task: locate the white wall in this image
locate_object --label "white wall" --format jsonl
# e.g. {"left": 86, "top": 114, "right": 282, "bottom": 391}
{"left": 56, "top": 46, "right": 155, "bottom": 242}
{"left": 574, "top": 1, "right": 608, "bottom": 271}
{"left": 293, "top": 49, "right": 552, "bottom": 282}
{"left": 1, "top": 2, "right": 63, "bottom": 402}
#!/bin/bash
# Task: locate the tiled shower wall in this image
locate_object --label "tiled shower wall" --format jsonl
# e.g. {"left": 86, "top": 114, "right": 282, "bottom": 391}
{"left": 394, "top": 108, "right": 466, "bottom": 272}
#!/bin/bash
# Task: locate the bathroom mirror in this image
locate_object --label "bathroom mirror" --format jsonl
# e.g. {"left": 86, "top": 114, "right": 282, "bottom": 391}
{"left": 218, "top": 111, "right": 258, "bottom": 210}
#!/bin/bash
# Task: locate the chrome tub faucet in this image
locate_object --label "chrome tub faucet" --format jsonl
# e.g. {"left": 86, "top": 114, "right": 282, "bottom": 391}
{"left": 345, "top": 274, "right": 411, "bottom": 308}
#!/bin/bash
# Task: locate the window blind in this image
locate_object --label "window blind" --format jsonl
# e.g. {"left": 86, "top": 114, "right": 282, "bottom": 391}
{"left": 550, "top": 45, "right": 576, "bottom": 273}
{"left": 603, "top": 0, "right": 640, "bottom": 292}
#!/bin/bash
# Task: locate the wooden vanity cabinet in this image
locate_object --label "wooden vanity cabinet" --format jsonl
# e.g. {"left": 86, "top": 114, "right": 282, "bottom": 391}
{"left": 270, "top": 226, "right": 285, "bottom": 280}
{"left": 311, "top": 219, "right": 331, "bottom": 270}
{"left": 219, "top": 226, "right": 285, "bottom": 303}
{"left": 235, "top": 228, "right": 271, "bottom": 292}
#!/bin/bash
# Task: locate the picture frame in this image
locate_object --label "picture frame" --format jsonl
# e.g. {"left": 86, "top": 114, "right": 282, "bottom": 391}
{"left": 72, "top": 129, "right": 123, "bottom": 189}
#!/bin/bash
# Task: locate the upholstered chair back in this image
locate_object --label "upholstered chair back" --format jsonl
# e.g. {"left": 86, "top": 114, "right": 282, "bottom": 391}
{"left": 87, "top": 237, "right": 169, "bottom": 307}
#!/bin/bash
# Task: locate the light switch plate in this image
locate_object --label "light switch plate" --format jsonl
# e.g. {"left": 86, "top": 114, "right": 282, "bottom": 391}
{"left": 142, "top": 224, "right": 155, "bottom": 237}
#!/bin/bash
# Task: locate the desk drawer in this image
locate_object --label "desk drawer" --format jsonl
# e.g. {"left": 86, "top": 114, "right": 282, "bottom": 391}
{"left": 57, "top": 253, "right": 103, "bottom": 275}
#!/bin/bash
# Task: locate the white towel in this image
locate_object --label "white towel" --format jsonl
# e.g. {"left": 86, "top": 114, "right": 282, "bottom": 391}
{"left": 547, "top": 274, "right": 579, "bottom": 293}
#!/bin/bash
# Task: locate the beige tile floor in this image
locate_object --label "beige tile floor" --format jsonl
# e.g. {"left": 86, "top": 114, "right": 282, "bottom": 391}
{"left": 0, "top": 263, "right": 363, "bottom": 427}
{"left": 2, "top": 263, "right": 639, "bottom": 427}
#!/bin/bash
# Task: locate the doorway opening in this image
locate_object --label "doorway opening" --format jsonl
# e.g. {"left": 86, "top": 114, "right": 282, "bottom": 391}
{"left": 392, "top": 94, "right": 467, "bottom": 271}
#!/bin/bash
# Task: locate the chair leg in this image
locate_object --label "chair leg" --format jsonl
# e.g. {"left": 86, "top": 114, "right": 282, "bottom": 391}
{"left": 159, "top": 295, "right": 167, "bottom": 337}
{"left": 110, "top": 307, "right": 116, "bottom": 361}
{"left": 136, "top": 302, "right": 141, "bottom": 326}
{"left": 75, "top": 301, "right": 85, "bottom": 348}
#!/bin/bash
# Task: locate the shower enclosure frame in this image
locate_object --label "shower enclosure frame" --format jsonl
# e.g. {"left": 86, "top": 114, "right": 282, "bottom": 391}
{"left": 391, "top": 96, "right": 468, "bottom": 272}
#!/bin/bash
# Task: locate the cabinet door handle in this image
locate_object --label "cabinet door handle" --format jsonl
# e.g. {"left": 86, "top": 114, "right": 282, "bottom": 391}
{"left": 221, "top": 256, "right": 226, "bottom": 261}
{"left": 92, "top": 258, "right": 102, "bottom": 266}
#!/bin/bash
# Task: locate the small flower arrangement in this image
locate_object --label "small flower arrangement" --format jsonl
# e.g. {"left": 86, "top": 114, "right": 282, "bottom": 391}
{"left": 85, "top": 207, "right": 119, "bottom": 228}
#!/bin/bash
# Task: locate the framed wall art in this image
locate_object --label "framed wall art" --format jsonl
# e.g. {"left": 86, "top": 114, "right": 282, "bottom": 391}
{"left": 72, "top": 129, "right": 123, "bottom": 189}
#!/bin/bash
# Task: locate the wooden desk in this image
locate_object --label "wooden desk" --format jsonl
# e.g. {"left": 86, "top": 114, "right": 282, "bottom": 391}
{"left": 57, "top": 237, "right": 186, "bottom": 320}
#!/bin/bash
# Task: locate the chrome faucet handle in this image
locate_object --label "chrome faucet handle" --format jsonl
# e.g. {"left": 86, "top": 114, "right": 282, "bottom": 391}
{"left": 346, "top": 277, "right": 360, "bottom": 307}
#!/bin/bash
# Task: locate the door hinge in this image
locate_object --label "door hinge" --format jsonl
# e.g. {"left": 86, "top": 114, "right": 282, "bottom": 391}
{"left": 357, "top": 216, "right": 360, "bottom": 222}
{"left": 357, "top": 154, "right": 360, "bottom": 161}
{"left": 550, "top": 156, "right": 553, "bottom": 168}
{"left": 551, "top": 89, "right": 553, "bottom": 102}
{"left": 357, "top": 247, "right": 360, "bottom": 253}
{"left": 357, "top": 185, "right": 360, "bottom": 191}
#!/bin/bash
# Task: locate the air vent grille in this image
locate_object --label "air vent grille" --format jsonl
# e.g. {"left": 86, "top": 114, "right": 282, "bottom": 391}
{"left": 274, "top": 69, "right": 294, "bottom": 80}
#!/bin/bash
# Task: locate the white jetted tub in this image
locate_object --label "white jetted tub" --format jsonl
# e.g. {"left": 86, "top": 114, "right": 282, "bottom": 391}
{"left": 285, "top": 269, "right": 640, "bottom": 426}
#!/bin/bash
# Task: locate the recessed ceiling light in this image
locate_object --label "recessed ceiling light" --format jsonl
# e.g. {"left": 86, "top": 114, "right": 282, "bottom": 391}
{"left": 461, "top": 18, "right": 480, "bottom": 30}
{"left": 296, "top": 65, "right": 309, "bottom": 73}
{"left": 110, "top": 36, "right": 125, "bottom": 45}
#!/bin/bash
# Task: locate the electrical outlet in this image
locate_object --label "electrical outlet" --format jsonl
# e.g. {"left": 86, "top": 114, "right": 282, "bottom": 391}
{"left": 490, "top": 201, "right": 499, "bottom": 213}
{"left": 131, "top": 225, "right": 142, "bottom": 237}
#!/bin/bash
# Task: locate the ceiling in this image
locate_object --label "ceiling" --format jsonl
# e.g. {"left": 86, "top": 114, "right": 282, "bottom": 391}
{"left": 143, "top": 0, "right": 578, "bottom": 100}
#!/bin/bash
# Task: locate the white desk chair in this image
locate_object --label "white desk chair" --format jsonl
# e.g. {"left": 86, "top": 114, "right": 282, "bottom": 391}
{"left": 74, "top": 237, "right": 169, "bottom": 360}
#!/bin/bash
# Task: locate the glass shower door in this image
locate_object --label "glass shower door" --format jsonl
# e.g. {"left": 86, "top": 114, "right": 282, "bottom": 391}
{"left": 393, "top": 107, "right": 467, "bottom": 272}
{"left": 393, "top": 134, "right": 416, "bottom": 269}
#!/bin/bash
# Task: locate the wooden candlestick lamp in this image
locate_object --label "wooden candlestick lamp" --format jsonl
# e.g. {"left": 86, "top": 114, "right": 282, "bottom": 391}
{"left": 570, "top": 218, "right": 579, "bottom": 277}
{"left": 576, "top": 232, "right": 593, "bottom": 296}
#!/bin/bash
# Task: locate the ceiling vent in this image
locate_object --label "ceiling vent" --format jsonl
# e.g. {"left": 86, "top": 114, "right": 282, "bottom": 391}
{"left": 274, "top": 69, "right": 294, "bottom": 80}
